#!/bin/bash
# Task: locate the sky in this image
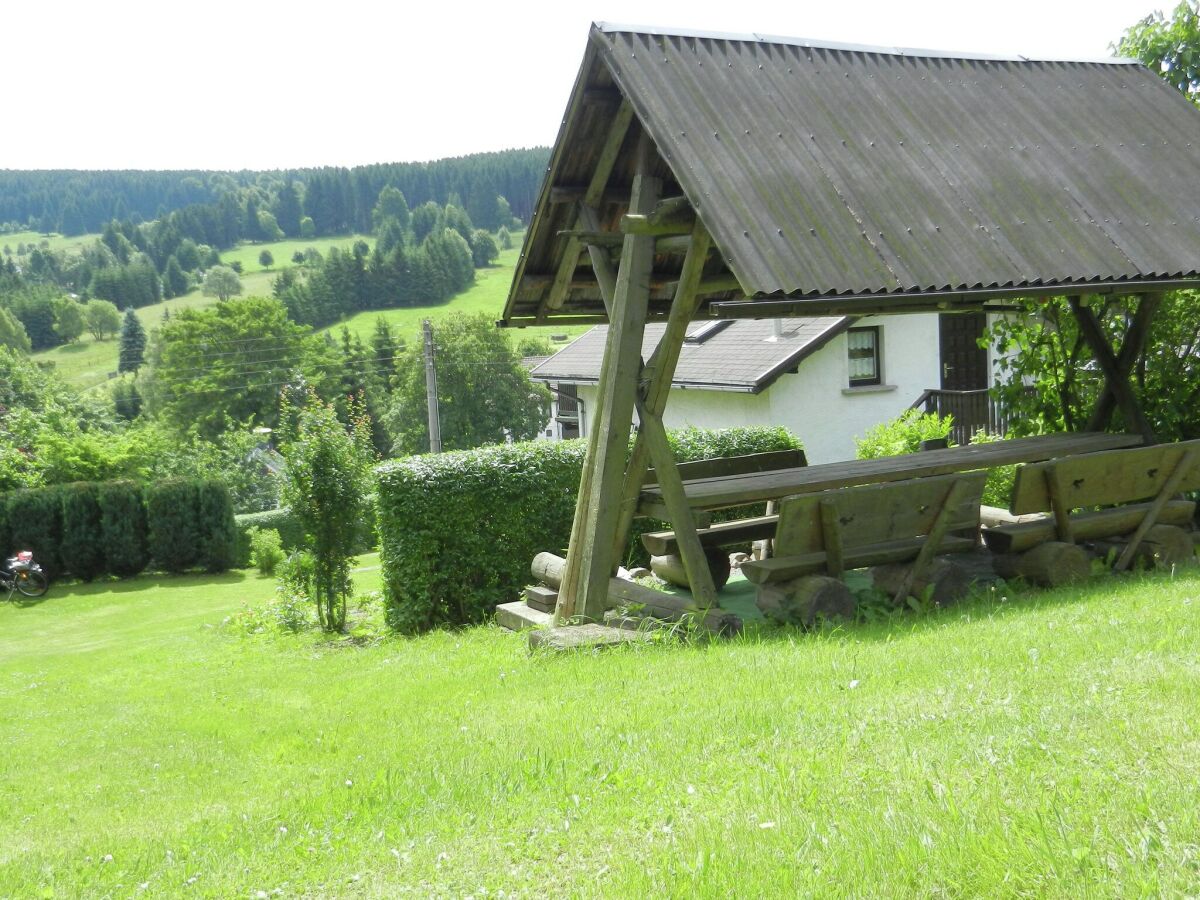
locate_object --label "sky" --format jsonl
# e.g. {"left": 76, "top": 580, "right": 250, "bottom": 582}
{"left": 3, "top": 0, "right": 1166, "bottom": 171}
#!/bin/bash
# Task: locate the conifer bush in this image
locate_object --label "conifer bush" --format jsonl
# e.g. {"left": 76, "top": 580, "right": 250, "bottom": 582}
{"left": 59, "top": 482, "right": 105, "bottom": 581}
{"left": 146, "top": 479, "right": 202, "bottom": 573}
{"left": 98, "top": 480, "right": 149, "bottom": 577}
{"left": 195, "top": 481, "right": 237, "bottom": 573}
{"left": 7, "top": 487, "right": 64, "bottom": 578}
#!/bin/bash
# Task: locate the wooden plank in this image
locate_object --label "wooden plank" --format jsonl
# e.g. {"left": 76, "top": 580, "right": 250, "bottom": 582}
{"left": 1115, "top": 448, "right": 1199, "bottom": 571}
{"left": 741, "top": 535, "right": 977, "bottom": 584}
{"left": 818, "top": 499, "right": 845, "bottom": 576}
{"left": 1044, "top": 465, "right": 1075, "bottom": 543}
{"left": 541, "top": 227, "right": 583, "bottom": 318}
{"left": 1068, "top": 295, "right": 1157, "bottom": 444}
{"left": 644, "top": 449, "right": 806, "bottom": 487}
{"left": 773, "top": 472, "right": 988, "bottom": 559}
{"left": 1009, "top": 439, "right": 1200, "bottom": 514}
{"left": 584, "top": 99, "right": 635, "bottom": 208}
{"left": 641, "top": 514, "right": 779, "bottom": 557}
{"left": 566, "top": 136, "right": 661, "bottom": 623}
{"left": 634, "top": 403, "right": 719, "bottom": 608}
{"left": 982, "top": 500, "right": 1196, "bottom": 553}
{"left": 608, "top": 221, "right": 713, "bottom": 565}
{"left": 638, "top": 432, "right": 1142, "bottom": 514}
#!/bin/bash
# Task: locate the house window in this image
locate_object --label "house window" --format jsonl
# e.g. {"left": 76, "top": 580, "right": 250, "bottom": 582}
{"left": 556, "top": 384, "right": 581, "bottom": 439}
{"left": 847, "top": 326, "right": 881, "bottom": 386}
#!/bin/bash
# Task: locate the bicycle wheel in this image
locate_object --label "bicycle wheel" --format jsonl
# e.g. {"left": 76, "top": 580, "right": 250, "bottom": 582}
{"left": 15, "top": 569, "right": 47, "bottom": 598}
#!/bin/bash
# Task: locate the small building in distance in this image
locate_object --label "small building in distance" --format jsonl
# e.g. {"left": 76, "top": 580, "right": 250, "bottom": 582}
{"left": 530, "top": 312, "right": 1006, "bottom": 463}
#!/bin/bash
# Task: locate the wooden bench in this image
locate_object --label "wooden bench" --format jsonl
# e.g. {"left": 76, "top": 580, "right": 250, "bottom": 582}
{"left": 982, "top": 439, "right": 1200, "bottom": 578}
{"left": 640, "top": 449, "right": 805, "bottom": 565}
{"left": 740, "top": 471, "right": 988, "bottom": 625}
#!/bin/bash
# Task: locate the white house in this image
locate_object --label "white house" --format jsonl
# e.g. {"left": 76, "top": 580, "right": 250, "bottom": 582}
{"left": 530, "top": 312, "right": 1006, "bottom": 464}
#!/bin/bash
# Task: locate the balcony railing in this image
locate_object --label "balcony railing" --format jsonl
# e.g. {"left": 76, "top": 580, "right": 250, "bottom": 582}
{"left": 909, "top": 388, "right": 1011, "bottom": 445}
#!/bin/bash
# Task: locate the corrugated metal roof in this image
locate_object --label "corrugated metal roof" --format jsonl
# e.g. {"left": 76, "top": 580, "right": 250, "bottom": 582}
{"left": 503, "top": 25, "right": 1200, "bottom": 323}
{"left": 529, "top": 317, "right": 847, "bottom": 392}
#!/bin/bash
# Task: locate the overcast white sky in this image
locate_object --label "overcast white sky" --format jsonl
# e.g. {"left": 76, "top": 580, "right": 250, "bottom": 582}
{"left": 3, "top": 0, "right": 1165, "bottom": 171}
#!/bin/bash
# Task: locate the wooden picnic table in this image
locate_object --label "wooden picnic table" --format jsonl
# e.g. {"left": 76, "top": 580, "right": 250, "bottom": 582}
{"left": 638, "top": 431, "right": 1143, "bottom": 519}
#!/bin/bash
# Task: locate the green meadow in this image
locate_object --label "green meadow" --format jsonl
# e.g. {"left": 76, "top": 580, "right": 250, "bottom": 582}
{"left": 2, "top": 564, "right": 1199, "bottom": 896}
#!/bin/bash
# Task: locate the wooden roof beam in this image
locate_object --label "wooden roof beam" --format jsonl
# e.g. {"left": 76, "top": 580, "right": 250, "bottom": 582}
{"left": 584, "top": 99, "right": 635, "bottom": 208}
{"left": 621, "top": 196, "right": 696, "bottom": 235}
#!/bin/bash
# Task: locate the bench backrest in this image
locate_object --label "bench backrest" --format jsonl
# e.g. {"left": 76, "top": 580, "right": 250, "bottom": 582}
{"left": 644, "top": 448, "right": 806, "bottom": 487}
{"left": 1009, "top": 439, "right": 1200, "bottom": 515}
{"left": 775, "top": 471, "right": 988, "bottom": 556}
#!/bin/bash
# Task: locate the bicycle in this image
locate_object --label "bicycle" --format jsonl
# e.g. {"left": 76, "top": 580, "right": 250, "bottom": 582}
{"left": 2, "top": 550, "right": 48, "bottom": 599}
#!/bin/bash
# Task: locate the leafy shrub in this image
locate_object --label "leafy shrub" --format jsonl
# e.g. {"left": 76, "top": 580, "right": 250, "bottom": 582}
{"left": 98, "top": 480, "right": 149, "bottom": 576}
{"left": 145, "top": 479, "right": 201, "bottom": 573}
{"left": 59, "top": 482, "right": 105, "bottom": 581}
{"left": 376, "top": 426, "right": 801, "bottom": 633}
{"left": 195, "top": 481, "right": 237, "bottom": 573}
{"left": 969, "top": 429, "right": 1018, "bottom": 508}
{"left": 855, "top": 409, "right": 954, "bottom": 459}
{"left": 7, "top": 486, "right": 63, "bottom": 578}
{"left": 248, "top": 527, "right": 285, "bottom": 575}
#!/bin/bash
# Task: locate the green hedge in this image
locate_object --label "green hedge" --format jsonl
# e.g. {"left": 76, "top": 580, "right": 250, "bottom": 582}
{"left": 232, "top": 505, "right": 376, "bottom": 568}
{"left": 0, "top": 478, "right": 235, "bottom": 580}
{"left": 376, "top": 426, "right": 801, "bottom": 633}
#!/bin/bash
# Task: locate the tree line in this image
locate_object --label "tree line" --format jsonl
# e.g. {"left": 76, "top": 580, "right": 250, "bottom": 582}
{"left": 0, "top": 148, "right": 549, "bottom": 239}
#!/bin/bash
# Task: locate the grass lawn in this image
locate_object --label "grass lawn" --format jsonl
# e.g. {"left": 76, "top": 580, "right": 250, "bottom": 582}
{"left": 0, "top": 229, "right": 98, "bottom": 256}
{"left": 220, "top": 235, "right": 375, "bottom": 275}
{"left": 2, "top": 562, "right": 1199, "bottom": 896}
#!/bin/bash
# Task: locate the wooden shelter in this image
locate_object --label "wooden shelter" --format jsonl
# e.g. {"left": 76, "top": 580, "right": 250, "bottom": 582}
{"left": 499, "top": 23, "right": 1200, "bottom": 623}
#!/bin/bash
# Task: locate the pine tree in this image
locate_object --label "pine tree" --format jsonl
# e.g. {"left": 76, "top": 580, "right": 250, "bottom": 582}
{"left": 118, "top": 307, "right": 147, "bottom": 375}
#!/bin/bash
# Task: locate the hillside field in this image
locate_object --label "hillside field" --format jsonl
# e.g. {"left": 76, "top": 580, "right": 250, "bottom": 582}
{"left": 1, "top": 563, "right": 1198, "bottom": 895}
{"left": 33, "top": 232, "right": 586, "bottom": 391}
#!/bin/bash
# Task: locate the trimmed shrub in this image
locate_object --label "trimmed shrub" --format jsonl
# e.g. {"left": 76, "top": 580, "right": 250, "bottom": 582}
{"left": 376, "top": 426, "right": 801, "bottom": 633}
{"left": 98, "top": 480, "right": 149, "bottom": 577}
{"left": 59, "top": 482, "right": 105, "bottom": 581}
{"left": 146, "top": 479, "right": 201, "bottom": 573}
{"left": 7, "top": 486, "right": 63, "bottom": 578}
{"left": 195, "top": 480, "right": 237, "bottom": 573}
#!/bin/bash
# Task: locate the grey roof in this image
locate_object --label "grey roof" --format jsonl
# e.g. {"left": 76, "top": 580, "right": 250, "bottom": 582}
{"left": 529, "top": 317, "right": 848, "bottom": 392}
{"left": 503, "top": 25, "right": 1200, "bottom": 324}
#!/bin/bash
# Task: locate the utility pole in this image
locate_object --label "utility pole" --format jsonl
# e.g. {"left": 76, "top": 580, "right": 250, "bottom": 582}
{"left": 422, "top": 318, "right": 442, "bottom": 453}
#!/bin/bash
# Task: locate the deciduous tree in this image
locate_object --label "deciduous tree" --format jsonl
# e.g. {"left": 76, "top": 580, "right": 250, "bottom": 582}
{"left": 202, "top": 265, "right": 242, "bottom": 301}
{"left": 85, "top": 299, "right": 121, "bottom": 340}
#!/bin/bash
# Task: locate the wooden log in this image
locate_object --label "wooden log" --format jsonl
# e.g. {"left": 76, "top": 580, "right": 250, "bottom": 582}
{"left": 979, "top": 505, "right": 1047, "bottom": 529}
{"left": 755, "top": 576, "right": 856, "bottom": 628}
{"left": 649, "top": 549, "right": 732, "bottom": 591}
{"left": 607, "top": 577, "right": 741, "bottom": 636}
{"left": 870, "top": 559, "right": 970, "bottom": 607}
{"left": 532, "top": 552, "right": 566, "bottom": 589}
{"left": 992, "top": 541, "right": 1090, "bottom": 587}
{"left": 982, "top": 500, "right": 1195, "bottom": 554}
{"left": 1090, "top": 524, "right": 1195, "bottom": 570}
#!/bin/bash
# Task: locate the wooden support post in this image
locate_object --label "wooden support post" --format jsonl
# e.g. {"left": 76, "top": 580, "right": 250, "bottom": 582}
{"left": 1044, "top": 465, "right": 1075, "bottom": 544}
{"left": 556, "top": 135, "right": 660, "bottom": 623}
{"left": 1068, "top": 295, "right": 1157, "bottom": 444}
{"left": 577, "top": 204, "right": 616, "bottom": 313}
{"left": 635, "top": 400, "right": 719, "bottom": 608}
{"left": 1114, "top": 448, "right": 1199, "bottom": 571}
{"left": 890, "top": 479, "right": 970, "bottom": 605}
{"left": 818, "top": 499, "right": 844, "bottom": 576}
{"left": 609, "top": 220, "right": 711, "bottom": 564}
{"left": 1087, "top": 293, "right": 1162, "bottom": 432}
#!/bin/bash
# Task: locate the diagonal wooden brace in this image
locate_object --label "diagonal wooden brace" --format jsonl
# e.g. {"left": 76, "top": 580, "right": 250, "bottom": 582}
{"left": 1114, "top": 448, "right": 1199, "bottom": 572}
{"left": 891, "top": 479, "right": 971, "bottom": 605}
